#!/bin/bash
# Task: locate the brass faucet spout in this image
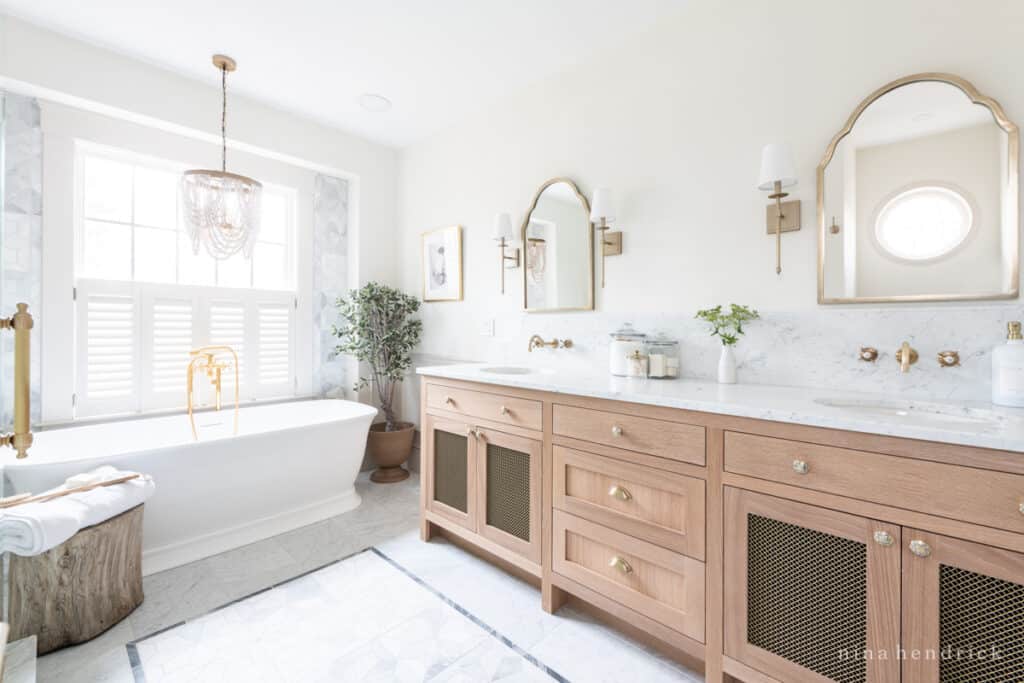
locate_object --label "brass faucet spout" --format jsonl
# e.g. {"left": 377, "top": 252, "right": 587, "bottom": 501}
{"left": 187, "top": 345, "right": 240, "bottom": 439}
{"left": 896, "top": 341, "right": 918, "bottom": 373}
{"left": 527, "top": 334, "right": 572, "bottom": 352}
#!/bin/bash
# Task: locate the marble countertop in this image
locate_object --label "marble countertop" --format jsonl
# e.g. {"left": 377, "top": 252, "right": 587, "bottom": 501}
{"left": 417, "top": 363, "right": 1024, "bottom": 452}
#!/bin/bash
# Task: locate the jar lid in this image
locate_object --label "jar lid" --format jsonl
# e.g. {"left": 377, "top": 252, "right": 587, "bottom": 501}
{"left": 647, "top": 334, "right": 677, "bottom": 347}
{"left": 610, "top": 323, "right": 646, "bottom": 340}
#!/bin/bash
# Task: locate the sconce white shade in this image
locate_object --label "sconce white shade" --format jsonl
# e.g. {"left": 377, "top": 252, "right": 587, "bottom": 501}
{"left": 757, "top": 143, "right": 798, "bottom": 191}
{"left": 493, "top": 212, "right": 515, "bottom": 241}
{"left": 589, "top": 187, "right": 616, "bottom": 223}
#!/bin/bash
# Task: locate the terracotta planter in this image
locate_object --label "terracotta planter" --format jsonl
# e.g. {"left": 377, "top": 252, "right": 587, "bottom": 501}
{"left": 367, "top": 421, "right": 414, "bottom": 483}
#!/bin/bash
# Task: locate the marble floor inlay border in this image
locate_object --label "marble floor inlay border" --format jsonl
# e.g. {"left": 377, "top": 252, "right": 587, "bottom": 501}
{"left": 124, "top": 545, "right": 569, "bottom": 682}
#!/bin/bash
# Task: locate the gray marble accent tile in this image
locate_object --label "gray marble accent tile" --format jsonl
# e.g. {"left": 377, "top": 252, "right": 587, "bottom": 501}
{"left": 3, "top": 636, "right": 37, "bottom": 683}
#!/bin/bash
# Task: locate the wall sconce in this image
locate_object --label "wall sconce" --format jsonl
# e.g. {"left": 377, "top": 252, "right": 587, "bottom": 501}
{"left": 590, "top": 187, "right": 622, "bottom": 288}
{"left": 493, "top": 212, "right": 520, "bottom": 294}
{"left": 757, "top": 143, "right": 800, "bottom": 275}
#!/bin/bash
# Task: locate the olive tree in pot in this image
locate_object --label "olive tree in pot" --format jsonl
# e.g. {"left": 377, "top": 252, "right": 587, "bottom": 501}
{"left": 334, "top": 282, "right": 423, "bottom": 483}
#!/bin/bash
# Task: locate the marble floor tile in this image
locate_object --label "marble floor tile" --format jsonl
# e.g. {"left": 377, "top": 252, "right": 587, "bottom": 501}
{"left": 35, "top": 619, "right": 136, "bottom": 683}
{"left": 431, "top": 638, "right": 555, "bottom": 683}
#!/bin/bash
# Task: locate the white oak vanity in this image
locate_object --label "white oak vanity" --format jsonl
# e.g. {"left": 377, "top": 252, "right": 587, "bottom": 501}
{"left": 418, "top": 365, "right": 1024, "bottom": 683}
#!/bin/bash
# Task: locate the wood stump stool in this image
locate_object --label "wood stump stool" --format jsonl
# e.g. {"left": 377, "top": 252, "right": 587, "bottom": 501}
{"left": 8, "top": 504, "right": 144, "bottom": 655}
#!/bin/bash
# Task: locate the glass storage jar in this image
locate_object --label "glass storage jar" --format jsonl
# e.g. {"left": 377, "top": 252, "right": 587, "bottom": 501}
{"left": 645, "top": 337, "right": 680, "bottom": 379}
{"left": 609, "top": 324, "right": 647, "bottom": 377}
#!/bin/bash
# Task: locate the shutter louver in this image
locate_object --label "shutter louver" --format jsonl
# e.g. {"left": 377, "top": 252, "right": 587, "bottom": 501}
{"left": 210, "top": 302, "right": 246, "bottom": 388}
{"left": 152, "top": 300, "right": 193, "bottom": 393}
{"left": 258, "top": 303, "right": 291, "bottom": 385}
{"left": 85, "top": 296, "right": 135, "bottom": 399}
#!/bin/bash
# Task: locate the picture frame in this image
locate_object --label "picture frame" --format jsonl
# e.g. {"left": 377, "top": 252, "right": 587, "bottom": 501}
{"left": 421, "top": 225, "right": 463, "bottom": 302}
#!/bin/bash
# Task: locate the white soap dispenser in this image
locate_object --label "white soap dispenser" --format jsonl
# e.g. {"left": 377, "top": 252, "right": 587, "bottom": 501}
{"left": 992, "top": 321, "right": 1024, "bottom": 407}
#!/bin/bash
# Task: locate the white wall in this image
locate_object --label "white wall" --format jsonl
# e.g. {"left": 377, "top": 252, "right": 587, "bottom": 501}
{"left": 395, "top": 0, "right": 1024, "bottom": 419}
{"left": 0, "top": 14, "right": 398, "bottom": 290}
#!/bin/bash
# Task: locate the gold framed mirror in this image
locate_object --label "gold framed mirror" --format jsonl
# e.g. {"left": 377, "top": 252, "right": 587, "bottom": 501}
{"left": 521, "top": 177, "right": 595, "bottom": 312}
{"left": 817, "top": 73, "right": 1019, "bottom": 303}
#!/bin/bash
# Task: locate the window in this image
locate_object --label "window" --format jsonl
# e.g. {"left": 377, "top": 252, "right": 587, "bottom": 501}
{"left": 874, "top": 185, "right": 974, "bottom": 262}
{"left": 74, "top": 143, "right": 298, "bottom": 418}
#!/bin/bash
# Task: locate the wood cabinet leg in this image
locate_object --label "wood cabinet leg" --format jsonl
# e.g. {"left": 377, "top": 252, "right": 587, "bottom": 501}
{"left": 542, "top": 580, "right": 568, "bottom": 614}
{"left": 420, "top": 517, "right": 434, "bottom": 542}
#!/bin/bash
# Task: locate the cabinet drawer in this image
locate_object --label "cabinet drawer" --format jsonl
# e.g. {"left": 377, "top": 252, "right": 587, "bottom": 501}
{"left": 725, "top": 431, "right": 1024, "bottom": 535}
{"left": 553, "top": 510, "right": 705, "bottom": 642}
{"left": 426, "top": 384, "right": 542, "bottom": 431}
{"left": 553, "top": 404, "right": 705, "bottom": 466}
{"left": 553, "top": 446, "right": 705, "bottom": 559}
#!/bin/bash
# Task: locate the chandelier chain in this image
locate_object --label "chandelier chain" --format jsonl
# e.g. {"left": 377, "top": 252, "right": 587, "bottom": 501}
{"left": 220, "top": 64, "right": 227, "bottom": 173}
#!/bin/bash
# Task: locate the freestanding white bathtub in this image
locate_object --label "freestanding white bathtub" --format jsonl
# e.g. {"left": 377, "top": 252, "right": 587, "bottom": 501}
{"left": 0, "top": 399, "right": 377, "bottom": 575}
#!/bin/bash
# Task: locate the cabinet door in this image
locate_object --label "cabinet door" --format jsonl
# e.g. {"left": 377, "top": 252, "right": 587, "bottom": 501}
{"left": 724, "top": 488, "right": 901, "bottom": 683}
{"left": 475, "top": 425, "right": 542, "bottom": 564}
{"left": 424, "top": 414, "right": 477, "bottom": 531}
{"left": 902, "top": 529, "right": 1024, "bottom": 683}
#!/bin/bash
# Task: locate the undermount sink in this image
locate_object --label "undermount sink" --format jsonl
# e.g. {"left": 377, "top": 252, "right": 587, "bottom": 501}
{"left": 479, "top": 366, "right": 534, "bottom": 375}
{"left": 814, "top": 397, "right": 1003, "bottom": 429}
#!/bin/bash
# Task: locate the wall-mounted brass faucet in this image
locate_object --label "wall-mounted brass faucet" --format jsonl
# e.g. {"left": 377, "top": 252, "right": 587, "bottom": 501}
{"left": 896, "top": 341, "right": 918, "bottom": 373}
{"left": 187, "top": 345, "right": 240, "bottom": 439}
{"left": 1, "top": 304, "right": 33, "bottom": 459}
{"left": 527, "top": 335, "right": 573, "bottom": 352}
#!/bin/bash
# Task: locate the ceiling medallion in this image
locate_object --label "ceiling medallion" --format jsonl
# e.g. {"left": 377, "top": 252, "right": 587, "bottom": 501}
{"left": 181, "top": 54, "right": 262, "bottom": 260}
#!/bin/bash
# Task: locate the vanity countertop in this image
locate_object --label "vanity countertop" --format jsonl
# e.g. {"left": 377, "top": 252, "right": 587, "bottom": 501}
{"left": 417, "top": 363, "right": 1024, "bottom": 453}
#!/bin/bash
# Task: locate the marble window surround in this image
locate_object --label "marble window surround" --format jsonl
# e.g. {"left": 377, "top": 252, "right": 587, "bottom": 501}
{"left": 414, "top": 305, "right": 1023, "bottom": 404}
{"left": 312, "top": 174, "right": 351, "bottom": 399}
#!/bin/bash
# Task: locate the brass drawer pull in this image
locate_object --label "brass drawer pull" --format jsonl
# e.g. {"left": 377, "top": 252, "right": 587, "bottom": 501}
{"left": 792, "top": 459, "right": 810, "bottom": 475}
{"left": 873, "top": 531, "right": 894, "bottom": 547}
{"left": 608, "top": 485, "right": 633, "bottom": 502}
{"left": 611, "top": 425, "right": 624, "bottom": 437}
{"left": 609, "top": 555, "right": 633, "bottom": 575}
{"left": 909, "top": 539, "right": 932, "bottom": 558}
{"left": 499, "top": 405, "right": 510, "bottom": 416}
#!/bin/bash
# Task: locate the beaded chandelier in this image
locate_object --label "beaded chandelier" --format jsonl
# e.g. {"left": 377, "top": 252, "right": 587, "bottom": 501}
{"left": 181, "top": 55, "right": 262, "bottom": 260}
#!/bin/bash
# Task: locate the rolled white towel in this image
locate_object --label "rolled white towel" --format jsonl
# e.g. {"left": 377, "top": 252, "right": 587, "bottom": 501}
{"left": 0, "top": 500, "right": 80, "bottom": 556}
{"left": 0, "top": 468, "right": 155, "bottom": 556}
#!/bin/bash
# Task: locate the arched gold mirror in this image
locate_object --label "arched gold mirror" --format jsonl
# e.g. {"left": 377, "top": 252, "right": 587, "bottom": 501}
{"left": 521, "top": 178, "right": 594, "bottom": 312}
{"left": 818, "top": 73, "right": 1019, "bottom": 303}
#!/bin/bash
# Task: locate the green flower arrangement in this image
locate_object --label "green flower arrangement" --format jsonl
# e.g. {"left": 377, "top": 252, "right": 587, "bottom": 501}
{"left": 695, "top": 304, "right": 760, "bottom": 346}
{"left": 333, "top": 282, "right": 423, "bottom": 430}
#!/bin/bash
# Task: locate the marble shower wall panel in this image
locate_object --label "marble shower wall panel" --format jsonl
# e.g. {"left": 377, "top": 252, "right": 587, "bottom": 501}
{"left": 312, "top": 174, "right": 349, "bottom": 398}
{"left": 1, "top": 93, "right": 43, "bottom": 426}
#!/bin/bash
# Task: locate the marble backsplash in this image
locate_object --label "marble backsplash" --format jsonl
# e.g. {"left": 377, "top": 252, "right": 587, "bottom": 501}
{"left": 413, "top": 304, "right": 1024, "bottom": 404}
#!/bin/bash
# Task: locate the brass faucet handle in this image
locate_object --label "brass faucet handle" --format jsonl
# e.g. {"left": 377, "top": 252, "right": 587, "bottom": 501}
{"left": 937, "top": 350, "right": 960, "bottom": 367}
{"left": 858, "top": 347, "right": 879, "bottom": 362}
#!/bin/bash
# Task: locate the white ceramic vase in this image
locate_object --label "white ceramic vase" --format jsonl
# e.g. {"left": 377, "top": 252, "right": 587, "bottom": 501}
{"left": 718, "top": 345, "right": 737, "bottom": 384}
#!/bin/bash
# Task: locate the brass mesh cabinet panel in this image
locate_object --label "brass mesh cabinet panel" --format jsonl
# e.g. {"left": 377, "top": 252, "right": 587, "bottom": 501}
{"left": 938, "top": 565, "right": 1024, "bottom": 682}
{"left": 746, "top": 514, "right": 868, "bottom": 683}
{"left": 433, "top": 430, "right": 468, "bottom": 513}
{"left": 485, "top": 444, "right": 531, "bottom": 542}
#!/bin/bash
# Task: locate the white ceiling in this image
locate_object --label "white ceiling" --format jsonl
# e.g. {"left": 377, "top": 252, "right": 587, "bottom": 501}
{"left": 0, "top": 0, "right": 685, "bottom": 147}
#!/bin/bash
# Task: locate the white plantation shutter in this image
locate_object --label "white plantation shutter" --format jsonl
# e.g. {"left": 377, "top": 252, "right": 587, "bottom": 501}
{"left": 209, "top": 302, "right": 247, "bottom": 393}
{"left": 76, "top": 284, "right": 139, "bottom": 417}
{"left": 151, "top": 300, "right": 194, "bottom": 393}
{"left": 257, "top": 303, "right": 291, "bottom": 388}
{"left": 74, "top": 280, "right": 295, "bottom": 417}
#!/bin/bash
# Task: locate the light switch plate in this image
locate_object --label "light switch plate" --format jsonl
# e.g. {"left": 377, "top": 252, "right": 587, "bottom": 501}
{"left": 480, "top": 319, "right": 495, "bottom": 337}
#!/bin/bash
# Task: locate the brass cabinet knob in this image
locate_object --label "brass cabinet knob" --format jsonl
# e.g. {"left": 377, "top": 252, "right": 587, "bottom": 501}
{"left": 792, "top": 459, "right": 810, "bottom": 475}
{"left": 445, "top": 396, "right": 455, "bottom": 406}
{"left": 909, "top": 540, "right": 932, "bottom": 558}
{"left": 608, "top": 485, "right": 633, "bottom": 502}
{"left": 873, "top": 531, "right": 895, "bottom": 547}
{"left": 499, "top": 405, "right": 510, "bottom": 416}
{"left": 1018, "top": 502, "right": 1024, "bottom": 516}
{"left": 608, "top": 555, "right": 633, "bottom": 575}
{"left": 611, "top": 425, "right": 624, "bottom": 437}
{"left": 937, "top": 350, "right": 960, "bottom": 367}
